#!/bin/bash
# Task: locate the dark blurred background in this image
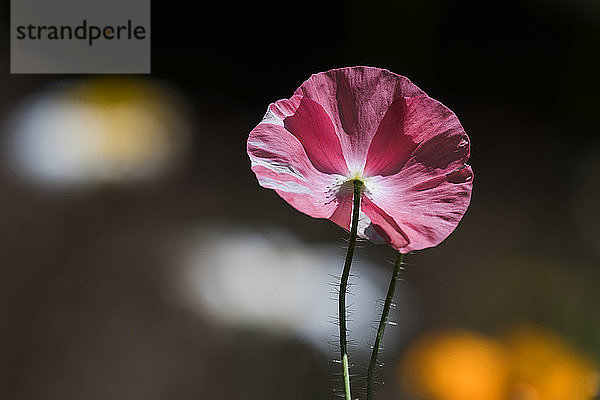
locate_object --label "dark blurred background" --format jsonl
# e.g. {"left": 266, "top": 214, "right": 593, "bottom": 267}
{"left": 1, "top": 1, "right": 600, "bottom": 399}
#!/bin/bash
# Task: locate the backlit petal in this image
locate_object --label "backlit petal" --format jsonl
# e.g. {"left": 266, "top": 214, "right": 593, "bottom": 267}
{"left": 363, "top": 97, "right": 416, "bottom": 176}
{"left": 361, "top": 197, "right": 410, "bottom": 249}
{"left": 283, "top": 96, "right": 349, "bottom": 175}
{"left": 368, "top": 165, "right": 473, "bottom": 253}
{"left": 248, "top": 101, "right": 348, "bottom": 220}
{"left": 295, "top": 67, "right": 424, "bottom": 172}
{"left": 362, "top": 94, "right": 472, "bottom": 252}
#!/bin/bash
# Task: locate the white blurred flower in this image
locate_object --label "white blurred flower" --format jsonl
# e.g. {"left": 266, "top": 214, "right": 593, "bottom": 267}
{"left": 4, "top": 78, "right": 190, "bottom": 188}
{"left": 170, "top": 225, "right": 416, "bottom": 357}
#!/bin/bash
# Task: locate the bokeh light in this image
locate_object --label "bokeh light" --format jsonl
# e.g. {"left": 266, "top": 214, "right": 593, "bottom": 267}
{"left": 505, "top": 326, "right": 599, "bottom": 400}
{"left": 169, "top": 225, "right": 417, "bottom": 357}
{"left": 400, "top": 330, "right": 509, "bottom": 400}
{"left": 399, "top": 326, "right": 599, "bottom": 400}
{"left": 3, "top": 78, "right": 191, "bottom": 188}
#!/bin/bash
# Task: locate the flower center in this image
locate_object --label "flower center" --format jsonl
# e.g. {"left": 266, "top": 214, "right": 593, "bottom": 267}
{"left": 349, "top": 171, "right": 365, "bottom": 182}
{"left": 325, "top": 172, "right": 374, "bottom": 205}
{"left": 336, "top": 171, "right": 373, "bottom": 200}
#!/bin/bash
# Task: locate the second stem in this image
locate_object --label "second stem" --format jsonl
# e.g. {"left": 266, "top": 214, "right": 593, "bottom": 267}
{"left": 366, "top": 252, "right": 404, "bottom": 400}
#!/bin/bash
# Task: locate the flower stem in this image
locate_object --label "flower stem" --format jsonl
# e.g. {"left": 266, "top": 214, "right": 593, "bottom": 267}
{"left": 339, "top": 179, "right": 363, "bottom": 400}
{"left": 367, "top": 252, "right": 404, "bottom": 400}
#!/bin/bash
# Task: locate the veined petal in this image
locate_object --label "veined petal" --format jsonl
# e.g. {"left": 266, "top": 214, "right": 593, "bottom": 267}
{"left": 365, "top": 95, "right": 468, "bottom": 177}
{"left": 295, "top": 67, "right": 424, "bottom": 172}
{"left": 328, "top": 191, "right": 353, "bottom": 230}
{"left": 361, "top": 197, "right": 410, "bottom": 249}
{"left": 359, "top": 94, "right": 472, "bottom": 252}
{"left": 368, "top": 164, "right": 473, "bottom": 253}
{"left": 248, "top": 110, "right": 346, "bottom": 220}
{"left": 283, "top": 96, "right": 349, "bottom": 175}
{"left": 363, "top": 97, "right": 417, "bottom": 176}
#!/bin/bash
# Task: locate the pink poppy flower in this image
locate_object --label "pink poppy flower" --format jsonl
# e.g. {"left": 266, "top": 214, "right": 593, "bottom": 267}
{"left": 247, "top": 66, "right": 473, "bottom": 253}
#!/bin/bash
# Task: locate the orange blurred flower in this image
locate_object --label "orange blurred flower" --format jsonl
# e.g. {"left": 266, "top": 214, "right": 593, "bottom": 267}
{"left": 399, "top": 326, "right": 598, "bottom": 400}
{"left": 401, "top": 330, "right": 510, "bottom": 400}
{"left": 505, "top": 326, "right": 599, "bottom": 400}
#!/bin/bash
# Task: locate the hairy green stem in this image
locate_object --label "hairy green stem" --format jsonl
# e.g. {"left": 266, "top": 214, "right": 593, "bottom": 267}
{"left": 367, "top": 252, "right": 404, "bottom": 400}
{"left": 338, "top": 179, "right": 363, "bottom": 400}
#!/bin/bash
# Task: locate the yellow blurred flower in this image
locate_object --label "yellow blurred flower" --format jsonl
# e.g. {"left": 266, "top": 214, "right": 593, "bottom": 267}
{"left": 5, "top": 77, "right": 191, "bottom": 187}
{"left": 69, "top": 79, "right": 178, "bottom": 169}
{"left": 399, "top": 326, "right": 599, "bottom": 400}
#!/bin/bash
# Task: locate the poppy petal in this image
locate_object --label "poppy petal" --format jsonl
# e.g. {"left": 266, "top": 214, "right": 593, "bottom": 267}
{"left": 295, "top": 67, "right": 424, "bottom": 172}
{"left": 282, "top": 96, "right": 349, "bottom": 175}
{"left": 368, "top": 164, "right": 473, "bottom": 252}
{"left": 248, "top": 103, "right": 347, "bottom": 220}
